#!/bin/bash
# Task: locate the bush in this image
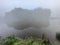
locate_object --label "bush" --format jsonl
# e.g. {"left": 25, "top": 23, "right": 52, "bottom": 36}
{"left": 0, "top": 35, "right": 51, "bottom": 45}
{"left": 56, "top": 32, "right": 60, "bottom": 41}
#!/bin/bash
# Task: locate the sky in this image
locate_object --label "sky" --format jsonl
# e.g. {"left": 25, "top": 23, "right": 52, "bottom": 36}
{"left": 0, "top": 0, "right": 60, "bottom": 17}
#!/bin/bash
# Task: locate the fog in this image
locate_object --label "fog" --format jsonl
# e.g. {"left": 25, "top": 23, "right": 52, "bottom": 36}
{"left": 3, "top": 7, "right": 51, "bottom": 38}
{"left": 0, "top": 7, "right": 58, "bottom": 41}
{"left": 0, "top": 7, "right": 59, "bottom": 42}
{"left": 0, "top": 0, "right": 60, "bottom": 43}
{"left": 4, "top": 8, "right": 50, "bottom": 30}
{"left": 0, "top": 7, "right": 54, "bottom": 42}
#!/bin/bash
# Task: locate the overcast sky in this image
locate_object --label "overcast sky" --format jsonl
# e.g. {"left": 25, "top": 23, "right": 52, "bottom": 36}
{"left": 0, "top": 0, "right": 60, "bottom": 17}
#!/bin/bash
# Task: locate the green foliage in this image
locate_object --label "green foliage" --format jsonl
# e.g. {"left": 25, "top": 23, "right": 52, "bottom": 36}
{"left": 0, "top": 35, "right": 51, "bottom": 45}
{"left": 1, "top": 35, "right": 21, "bottom": 45}
{"left": 56, "top": 32, "right": 60, "bottom": 41}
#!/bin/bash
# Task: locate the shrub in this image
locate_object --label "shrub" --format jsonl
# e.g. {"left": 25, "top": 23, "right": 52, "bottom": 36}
{"left": 1, "top": 35, "right": 51, "bottom": 45}
{"left": 56, "top": 32, "right": 60, "bottom": 41}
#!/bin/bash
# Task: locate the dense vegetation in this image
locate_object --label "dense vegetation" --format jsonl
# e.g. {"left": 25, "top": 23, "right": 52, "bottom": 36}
{"left": 56, "top": 32, "right": 60, "bottom": 41}
{"left": 0, "top": 33, "right": 60, "bottom": 45}
{"left": 0, "top": 35, "right": 51, "bottom": 45}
